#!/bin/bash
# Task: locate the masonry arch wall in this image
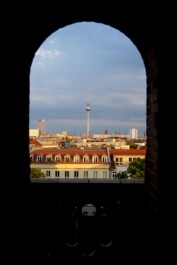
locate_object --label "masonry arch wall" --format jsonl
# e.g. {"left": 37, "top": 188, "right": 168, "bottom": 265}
{"left": 28, "top": 17, "right": 159, "bottom": 216}
{"left": 10, "top": 8, "right": 166, "bottom": 229}
{"left": 5, "top": 4, "right": 173, "bottom": 260}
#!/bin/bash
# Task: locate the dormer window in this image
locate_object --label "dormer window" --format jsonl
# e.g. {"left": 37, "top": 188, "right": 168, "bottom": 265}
{"left": 46, "top": 155, "right": 52, "bottom": 162}
{"left": 36, "top": 155, "right": 42, "bottom": 162}
{"left": 102, "top": 155, "right": 108, "bottom": 163}
{"left": 55, "top": 155, "right": 61, "bottom": 162}
{"left": 64, "top": 155, "right": 70, "bottom": 162}
{"left": 92, "top": 155, "right": 98, "bottom": 163}
{"left": 73, "top": 155, "right": 80, "bottom": 162}
{"left": 83, "top": 155, "right": 89, "bottom": 162}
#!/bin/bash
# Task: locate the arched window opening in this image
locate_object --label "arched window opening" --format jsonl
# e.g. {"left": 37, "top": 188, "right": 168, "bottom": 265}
{"left": 30, "top": 22, "right": 146, "bottom": 182}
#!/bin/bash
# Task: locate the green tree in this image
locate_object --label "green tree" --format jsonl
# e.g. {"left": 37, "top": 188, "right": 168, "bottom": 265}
{"left": 30, "top": 168, "right": 45, "bottom": 178}
{"left": 126, "top": 140, "right": 138, "bottom": 149}
{"left": 127, "top": 158, "right": 145, "bottom": 179}
{"left": 114, "top": 158, "right": 145, "bottom": 179}
{"left": 115, "top": 171, "right": 130, "bottom": 179}
{"left": 65, "top": 136, "right": 71, "bottom": 142}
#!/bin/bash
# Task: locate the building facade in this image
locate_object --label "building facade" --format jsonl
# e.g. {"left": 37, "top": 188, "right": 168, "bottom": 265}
{"left": 129, "top": 128, "right": 138, "bottom": 139}
{"left": 38, "top": 119, "right": 46, "bottom": 135}
{"left": 30, "top": 148, "right": 146, "bottom": 179}
{"left": 109, "top": 148, "right": 146, "bottom": 176}
{"left": 30, "top": 148, "right": 111, "bottom": 179}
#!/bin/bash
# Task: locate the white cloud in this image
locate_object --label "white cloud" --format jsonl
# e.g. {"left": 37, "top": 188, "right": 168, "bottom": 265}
{"left": 35, "top": 48, "right": 61, "bottom": 59}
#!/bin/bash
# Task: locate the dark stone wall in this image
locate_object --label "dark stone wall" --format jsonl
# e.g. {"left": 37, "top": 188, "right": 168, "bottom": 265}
{"left": 3, "top": 4, "right": 174, "bottom": 262}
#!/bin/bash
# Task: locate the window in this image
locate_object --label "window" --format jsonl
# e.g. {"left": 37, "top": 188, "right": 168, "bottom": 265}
{"left": 112, "top": 171, "right": 117, "bottom": 178}
{"left": 64, "top": 155, "right": 70, "bottom": 162}
{"left": 46, "top": 156, "right": 52, "bottom": 162}
{"left": 55, "top": 171, "right": 60, "bottom": 177}
{"left": 65, "top": 171, "right": 69, "bottom": 178}
{"left": 74, "top": 155, "right": 80, "bottom": 162}
{"left": 92, "top": 156, "right": 98, "bottom": 163}
{"left": 83, "top": 155, "right": 89, "bottom": 162}
{"left": 46, "top": 170, "right": 50, "bottom": 177}
{"left": 74, "top": 171, "right": 79, "bottom": 178}
{"left": 37, "top": 155, "right": 42, "bottom": 162}
{"left": 102, "top": 156, "right": 108, "bottom": 163}
{"left": 84, "top": 171, "right": 88, "bottom": 178}
{"left": 93, "top": 171, "right": 98, "bottom": 178}
{"left": 103, "top": 171, "right": 107, "bottom": 178}
{"left": 115, "top": 157, "right": 123, "bottom": 165}
{"left": 30, "top": 22, "right": 146, "bottom": 184}
{"left": 55, "top": 156, "right": 61, "bottom": 162}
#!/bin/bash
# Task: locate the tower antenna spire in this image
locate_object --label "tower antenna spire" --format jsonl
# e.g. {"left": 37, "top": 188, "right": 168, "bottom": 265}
{"left": 86, "top": 96, "right": 91, "bottom": 138}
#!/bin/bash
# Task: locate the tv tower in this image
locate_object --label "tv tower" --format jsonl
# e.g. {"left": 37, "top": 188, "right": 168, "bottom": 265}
{"left": 86, "top": 97, "right": 91, "bottom": 138}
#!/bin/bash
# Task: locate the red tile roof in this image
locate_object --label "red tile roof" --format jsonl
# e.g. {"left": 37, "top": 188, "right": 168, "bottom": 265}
{"left": 109, "top": 149, "right": 146, "bottom": 155}
{"left": 30, "top": 148, "right": 108, "bottom": 156}
{"left": 29, "top": 139, "right": 42, "bottom": 146}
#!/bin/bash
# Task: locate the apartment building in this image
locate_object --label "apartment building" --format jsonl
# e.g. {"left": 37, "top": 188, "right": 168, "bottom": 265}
{"left": 30, "top": 148, "right": 111, "bottom": 179}
{"left": 30, "top": 147, "right": 146, "bottom": 179}
{"left": 109, "top": 148, "right": 146, "bottom": 176}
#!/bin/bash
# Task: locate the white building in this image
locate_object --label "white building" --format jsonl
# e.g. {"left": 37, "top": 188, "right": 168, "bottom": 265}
{"left": 129, "top": 128, "right": 138, "bottom": 139}
{"left": 29, "top": 128, "right": 40, "bottom": 138}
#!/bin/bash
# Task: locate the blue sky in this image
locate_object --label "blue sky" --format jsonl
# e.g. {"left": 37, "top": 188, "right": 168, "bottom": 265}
{"left": 30, "top": 22, "right": 146, "bottom": 135}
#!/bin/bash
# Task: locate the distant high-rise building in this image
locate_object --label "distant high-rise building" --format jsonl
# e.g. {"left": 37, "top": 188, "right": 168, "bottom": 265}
{"left": 38, "top": 119, "right": 46, "bottom": 135}
{"left": 105, "top": 129, "right": 108, "bottom": 135}
{"left": 86, "top": 97, "right": 91, "bottom": 138}
{"left": 129, "top": 128, "right": 138, "bottom": 139}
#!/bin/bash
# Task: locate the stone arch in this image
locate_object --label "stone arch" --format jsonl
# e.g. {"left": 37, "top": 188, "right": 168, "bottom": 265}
{"left": 27, "top": 18, "right": 159, "bottom": 216}
{"left": 7, "top": 6, "right": 171, "bottom": 261}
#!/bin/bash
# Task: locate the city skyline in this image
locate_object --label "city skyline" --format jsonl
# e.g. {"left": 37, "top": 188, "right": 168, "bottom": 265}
{"left": 30, "top": 21, "right": 146, "bottom": 135}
